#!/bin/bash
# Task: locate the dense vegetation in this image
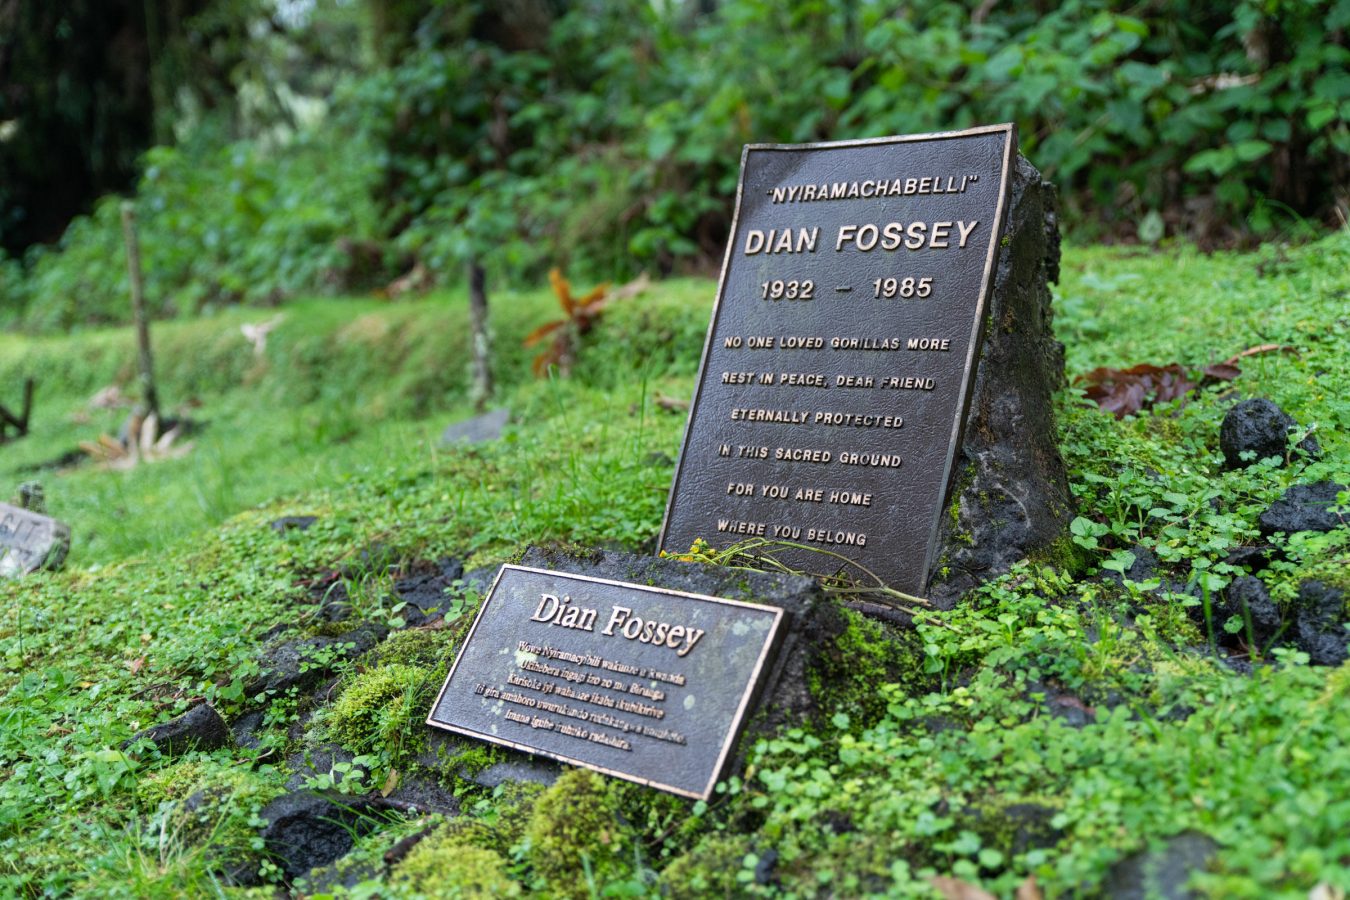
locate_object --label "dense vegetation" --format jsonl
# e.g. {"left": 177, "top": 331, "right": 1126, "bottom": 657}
{"left": 3, "top": 0, "right": 1348, "bottom": 330}
{"left": 2, "top": 233, "right": 1347, "bottom": 896}
{"left": 3, "top": 2, "right": 1348, "bottom": 897}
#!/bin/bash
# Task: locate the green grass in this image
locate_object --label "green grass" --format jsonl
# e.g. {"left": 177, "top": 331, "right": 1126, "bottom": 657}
{"left": 1, "top": 280, "right": 710, "bottom": 562}
{"left": 2, "top": 233, "right": 1348, "bottom": 897}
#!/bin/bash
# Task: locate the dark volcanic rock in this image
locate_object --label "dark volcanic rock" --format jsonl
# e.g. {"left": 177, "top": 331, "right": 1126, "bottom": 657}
{"left": 1101, "top": 831, "right": 1219, "bottom": 900}
{"left": 926, "top": 156, "right": 1073, "bottom": 608}
{"left": 461, "top": 757, "right": 561, "bottom": 790}
{"left": 393, "top": 557, "right": 465, "bottom": 626}
{"left": 1118, "top": 545, "right": 1161, "bottom": 585}
{"left": 248, "top": 622, "right": 387, "bottom": 698}
{"left": 1293, "top": 581, "right": 1347, "bottom": 666}
{"left": 517, "top": 545, "right": 848, "bottom": 737}
{"left": 285, "top": 744, "right": 366, "bottom": 792}
{"left": 270, "top": 515, "right": 318, "bottom": 533}
{"left": 753, "top": 848, "right": 779, "bottom": 886}
{"left": 1218, "top": 576, "right": 1281, "bottom": 646}
{"left": 1224, "top": 545, "right": 1270, "bottom": 573}
{"left": 459, "top": 564, "right": 499, "bottom": 597}
{"left": 1258, "top": 481, "right": 1348, "bottom": 538}
{"left": 1107, "top": 545, "right": 1196, "bottom": 601}
{"left": 1220, "top": 399, "right": 1319, "bottom": 469}
{"left": 1024, "top": 679, "right": 1097, "bottom": 727}
{"left": 258, "top": 792, "right": 382, "bottom": 882}
{"left": 383, "top": 773, "right": 461, "bottom": 815}
{"left": 123, "top": 703, "right": 231, "bottom": 756}
{"left": 230, "top": 710, "right": 265, "bottom": 750}
{"left": 961, "top": 801, "right": 1064, "bottom": 857}
{"left": 295, "top": 859, "right": 380, "bottom": 895}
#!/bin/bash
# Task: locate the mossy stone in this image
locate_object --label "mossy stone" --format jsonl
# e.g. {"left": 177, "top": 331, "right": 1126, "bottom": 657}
{"left": 525, "top": 769, "right": 635, "bottom": 893}
{"left": 658, "top": 833, "right": 755, "bottom": 899}
{"left": 327, "top": 662, "right": 431, "bottom": 758}
{"left": 394, "top": 842, "right": 520, "bottom": 898}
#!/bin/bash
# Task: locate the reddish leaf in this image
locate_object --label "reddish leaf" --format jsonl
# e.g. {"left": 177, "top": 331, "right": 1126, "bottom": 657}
{"left": 128, "top": 656, "right": 147, "bottom": 675}
{"left": 1053, "top": 694, "right": 1096, "bottom": 715}
{"left": 1202, "top": 363, "right": 1241, "bottom": 381}
{"left": 576, "top": 282, "right": 610, "bottom": 307}
{"left": 549, "top": 268, "right": 576, "bottom": 317}
{"left": 1078, "top": 359, "right": 1239, "bottom": 418}
{"left": 653, "top": 392, "right": 690, "bottom": 412}
{"left": 530, "top": 268, "right": 615, "bottom": 377}
{"left": 531, "top": 350, "right": 558, "bottom": 378}
{"left": 522, "top": 320, "right": 565, "bottom": 348}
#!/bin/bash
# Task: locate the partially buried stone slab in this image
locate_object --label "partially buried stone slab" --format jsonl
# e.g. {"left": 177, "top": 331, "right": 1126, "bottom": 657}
{"left": 427, "top": 563, "right": 783, "bottom": 799}
{"left": 440, "top": 408, "right": 510, "bottom": 446}
{"left": 0, "top": 501, "right": 70, "bottom": 577}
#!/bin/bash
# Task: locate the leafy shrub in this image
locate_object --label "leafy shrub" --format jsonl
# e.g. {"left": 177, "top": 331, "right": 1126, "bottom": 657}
{"left": 11, "top": 125, "right": 383, "bottom": 331}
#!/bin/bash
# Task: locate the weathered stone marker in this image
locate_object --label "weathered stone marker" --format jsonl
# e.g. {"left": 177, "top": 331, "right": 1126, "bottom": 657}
{"left": 427, "top": 564, "right": 782, "bottom": 799}
{"left": 661, "top": 125, "right": 1070, "bottom": 602}
{"left": 0, "top": 501, "right": 71, "bottom": 577}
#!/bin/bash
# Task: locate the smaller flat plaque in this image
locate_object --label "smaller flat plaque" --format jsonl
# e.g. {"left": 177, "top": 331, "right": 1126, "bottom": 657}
{"left": 427, "top": 565, "right": 783, "bottom": 799}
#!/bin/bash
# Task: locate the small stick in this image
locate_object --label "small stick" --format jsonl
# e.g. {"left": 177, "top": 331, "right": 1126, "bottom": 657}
{"left": 467, "top": 259, "right": 493, "bottom": 412}
{"left": 120, "top": 202, "right": 159, "bottom": 419}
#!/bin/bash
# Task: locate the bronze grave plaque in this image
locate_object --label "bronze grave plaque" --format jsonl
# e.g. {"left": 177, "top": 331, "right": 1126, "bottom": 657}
{"left": 660, "top": 125, "right": 1016, "bottom": 597}
{"left": 427, "top": 565, "right": 782, "bottom": 799}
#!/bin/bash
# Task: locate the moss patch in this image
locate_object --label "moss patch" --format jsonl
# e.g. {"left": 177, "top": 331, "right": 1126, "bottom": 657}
{"left": 808, "top": 608, "right": 929, "bottom": 724}
{"left": 371, "top": 626, "right": 462, "bottom": 669}
{"left": 1026, "top": 533, "right": 1091, "bottom": 578}
{"left": 525, "top": 769, "right": 637, "bottom": 893}
{"left": 327, "top": 663, "right": 434, "bottom": 760}
{"left": 658, "top": 833, "right": 755, "bottom": 898}
{"left": 398, "top": 846, "right": 520, "bottom": 898}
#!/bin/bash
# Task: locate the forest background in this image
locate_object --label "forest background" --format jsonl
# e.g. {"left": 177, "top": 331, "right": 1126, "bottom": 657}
{"left": 2, "top": 0, "right": 1348, "bottom": 333}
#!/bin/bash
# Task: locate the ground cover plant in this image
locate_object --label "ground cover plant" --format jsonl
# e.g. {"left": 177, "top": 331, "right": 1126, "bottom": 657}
{"left": 1, "top": 231, "right": 1348, "bottom": 897}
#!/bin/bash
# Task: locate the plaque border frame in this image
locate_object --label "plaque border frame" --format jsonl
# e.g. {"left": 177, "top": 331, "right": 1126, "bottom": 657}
{"left": 426, "top": 564, "right": 785, "bottom": 800}
{"left": 657, "top": 124, "right": 1017, "bottom": 597}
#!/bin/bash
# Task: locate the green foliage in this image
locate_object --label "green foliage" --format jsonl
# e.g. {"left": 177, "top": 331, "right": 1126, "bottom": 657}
{"left": 744, "top": 643, "right": 1350, "bottom": 897}
{"left": 396, "top": 844, "right": 520, "bottom": 898}
{"left": 11, "top": 127, "right": 383, "bottom": 331}
{"left": 658, "top": 835, "right": 756, "bottom": 898}
{"left": 326, "top": 663, "right": 434, "bottom": 761}
{"left": 0, "top": 277, "right": 707, "bottom": 564}
{"left": 524, "top": 769, "right": 642, "bottom": 895}
{"left": 390, "top": 787, "right": 547, "bottom": 898}
{"left": 1053, "top": 234, "right": 1349, "bottom": 618}
{"left": 849, "top": 0, "right": 1349, "bottom": 236}
{"left": 809, "top": 608, "right": 929, "bottom": 725}
{"left": 9, "top": 0, "right": 1348, "bottom": 332}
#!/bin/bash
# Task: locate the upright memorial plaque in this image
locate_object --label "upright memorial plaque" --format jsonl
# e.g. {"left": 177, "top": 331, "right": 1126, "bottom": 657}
{"left": 660, "top": 125, "right": 1016, "bottom": 598}
{"left": 428, "top": 565, "right": 782, "bottom": 800}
